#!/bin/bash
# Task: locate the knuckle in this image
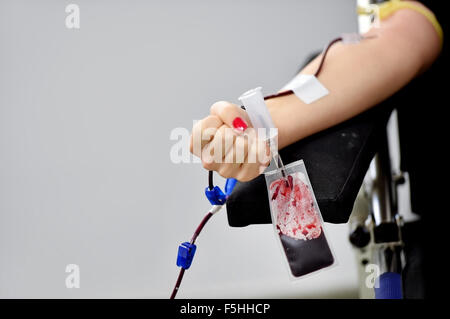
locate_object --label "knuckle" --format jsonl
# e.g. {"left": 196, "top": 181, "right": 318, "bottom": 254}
{"left": 201, "top": 158, "right": 214, "bottom": 170}
{"left": 210, "top": 101, "right": 229, "bottom": 113}
{"left": 218, "top": 165, "right": 238, "bottom": 179}
{"left": 202, "top": 127, "right": 217, "bottom": 141}
{"left": 220, "top": 104, "right": 237, "bottom": 117}
{"left": 204, "top": 114, "right": 221, "bottom": 127}
{"left": 211, "top": 101, "right": 237, "bottom": 119}
{"left": 218, "top": 167, "right": 231, "bottom": 179}
{"left": 237, "top": 173, "right": 253, "bottom": 182}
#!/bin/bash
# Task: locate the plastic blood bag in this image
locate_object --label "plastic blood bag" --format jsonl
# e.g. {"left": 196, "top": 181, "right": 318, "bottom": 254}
{"left": 238, "top": 87, "right": 334, "bottom": 278}
{"left": 265, "top": 160, "right": 334, "bottom": 278}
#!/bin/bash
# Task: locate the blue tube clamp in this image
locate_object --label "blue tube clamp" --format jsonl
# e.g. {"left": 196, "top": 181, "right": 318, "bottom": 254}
{"left": 176, "top": 242, "right": 197, "bottom": 270}
{"left": 205, "top": 178, "right": 237, "bottom": 205}
{"left": 205, "top": 186, "right": 227, "bottom": 205}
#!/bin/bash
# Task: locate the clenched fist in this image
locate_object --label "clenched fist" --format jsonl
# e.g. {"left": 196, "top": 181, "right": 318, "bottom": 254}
{"left": 190, "top": 101, "right": 271, "bottom": 182}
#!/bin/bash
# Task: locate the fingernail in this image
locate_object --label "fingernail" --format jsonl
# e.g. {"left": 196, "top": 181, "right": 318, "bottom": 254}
{"left": 232, "top": 117, "right": 248, "bottom": 132}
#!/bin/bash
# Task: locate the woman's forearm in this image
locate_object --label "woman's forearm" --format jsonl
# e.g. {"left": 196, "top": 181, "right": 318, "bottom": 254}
{"left": 268, "top": 4, "right": 441, "bottom": 149}
{"left": 190, "top": 2, "right": 442, "bottom": 182}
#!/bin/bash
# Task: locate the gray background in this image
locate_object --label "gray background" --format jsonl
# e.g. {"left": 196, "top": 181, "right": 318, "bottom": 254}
{"left": 0, "top": 0, "right": 359, "bottom": 298}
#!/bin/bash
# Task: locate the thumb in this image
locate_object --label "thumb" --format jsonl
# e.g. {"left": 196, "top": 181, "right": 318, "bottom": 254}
{"left": 210, "top": 101, "right": 251, "bottom": 133}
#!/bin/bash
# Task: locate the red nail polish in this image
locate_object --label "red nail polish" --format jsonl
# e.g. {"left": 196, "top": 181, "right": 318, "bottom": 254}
{"left": 232, "top": 117, "right": 248, "bottom": 132}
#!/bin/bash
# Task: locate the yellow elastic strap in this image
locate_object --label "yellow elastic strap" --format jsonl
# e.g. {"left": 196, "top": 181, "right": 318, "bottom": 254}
{"left": 378, "top": 0, "right": 443, "bottom": 45}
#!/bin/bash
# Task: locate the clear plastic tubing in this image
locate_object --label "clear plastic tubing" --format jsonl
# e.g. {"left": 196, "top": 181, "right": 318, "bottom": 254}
{"left": 238, "top": 87, "right": 289, "bottom": 182}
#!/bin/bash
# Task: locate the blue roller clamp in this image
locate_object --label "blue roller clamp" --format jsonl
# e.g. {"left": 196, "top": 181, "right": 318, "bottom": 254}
{"left": 374, "top": 272, "right": 403, "bottom": 299}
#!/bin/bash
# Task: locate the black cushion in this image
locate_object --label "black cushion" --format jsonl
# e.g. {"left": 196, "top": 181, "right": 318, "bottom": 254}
{"left": 226, "top": 101, "right": 394, "bottom": 226}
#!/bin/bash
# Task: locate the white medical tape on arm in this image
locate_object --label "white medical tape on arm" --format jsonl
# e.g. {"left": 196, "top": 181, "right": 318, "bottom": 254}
{"left": 341, "top": 33, "right": 363, "bottom": 44}
{"left": 280, "top": 74, "right": 329, "bottom": 104}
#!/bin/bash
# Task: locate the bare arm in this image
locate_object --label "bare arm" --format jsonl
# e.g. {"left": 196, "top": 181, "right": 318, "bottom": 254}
{"left": 190, "top": 1, "right": 442, "bottom": 181}
{"left": 270, "top": 1, "right": 442, "bottom": 149}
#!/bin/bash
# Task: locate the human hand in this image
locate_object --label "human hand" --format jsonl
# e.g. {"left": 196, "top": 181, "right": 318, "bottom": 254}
{"left": 190, "top": 101, "right": 271, "bottom": 181}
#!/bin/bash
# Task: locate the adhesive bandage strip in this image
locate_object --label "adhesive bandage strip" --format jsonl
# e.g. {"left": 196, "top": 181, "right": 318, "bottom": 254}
{"left": 341, "top": 32, "right": 364, "bottom": 44}
{"left": 280, "top": 74, "right": 329, "bottom": 105}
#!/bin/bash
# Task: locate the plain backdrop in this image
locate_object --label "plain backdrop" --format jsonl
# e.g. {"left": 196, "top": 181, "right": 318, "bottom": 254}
{"left": 0, "top": 0, "right": 360, "bottom": 298}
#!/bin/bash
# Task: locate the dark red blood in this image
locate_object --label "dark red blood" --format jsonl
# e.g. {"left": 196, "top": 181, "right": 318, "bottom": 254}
{"left": 280, "top": 184, "right": 288, "bottom": 196}
{"left": 271, "top": 185, "right": 280, "bottom": 200}
{"left": 288, "top": 175, "right": 293, "bottom": 188}
{"left": 279, "top": 229, "right": 334, "bottom": 277}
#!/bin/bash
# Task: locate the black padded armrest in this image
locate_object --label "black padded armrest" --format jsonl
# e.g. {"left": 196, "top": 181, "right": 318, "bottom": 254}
{"left": 226, "top": 102, "right": 394, "bottom": 226}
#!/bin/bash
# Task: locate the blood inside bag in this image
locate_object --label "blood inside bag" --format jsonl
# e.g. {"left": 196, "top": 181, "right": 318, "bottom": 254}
{"left": 269, "top": 172, "right": 334, "bottom": 277}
